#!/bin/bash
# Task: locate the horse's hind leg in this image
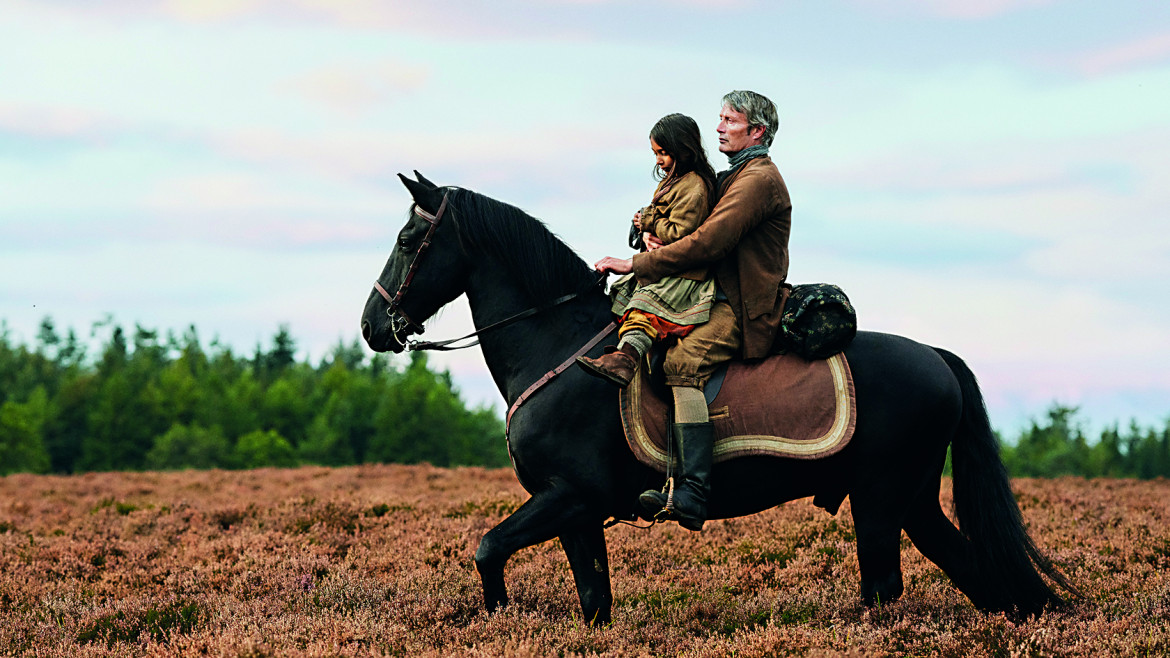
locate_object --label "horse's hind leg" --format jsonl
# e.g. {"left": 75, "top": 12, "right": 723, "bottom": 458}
{"left": 850, "top": 492, "right": 906, "bottom": 607}
{"left": 902, "top": 485, "right": 997, "bottom": 610}
{"left": 473, "top": 486, "right": 588, "bottom": 613}
{"left": 560, "top": 523, "right": 612, "bottom": 625}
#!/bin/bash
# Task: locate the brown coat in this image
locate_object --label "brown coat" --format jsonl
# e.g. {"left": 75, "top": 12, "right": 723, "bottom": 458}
{"left": 632, "top": 156, "right": 791, "bottom": 359}
{"left": 639, "top": 171, "right": 710, "bottom": 282}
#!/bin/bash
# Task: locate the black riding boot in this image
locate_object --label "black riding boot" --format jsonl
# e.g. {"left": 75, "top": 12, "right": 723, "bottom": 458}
{"left": 638, "top": 422, "right": 713, "bottom": 531}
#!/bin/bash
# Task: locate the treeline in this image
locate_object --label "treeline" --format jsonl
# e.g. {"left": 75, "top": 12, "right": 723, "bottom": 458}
{"left": 0, "top": 318, "right": 509, "bottom": 475}
{"left": 2, "top": 318, "right": 1167, "bottom": 479}
{"left": 997, "top": 405, "right": 1170, "bottom": 479}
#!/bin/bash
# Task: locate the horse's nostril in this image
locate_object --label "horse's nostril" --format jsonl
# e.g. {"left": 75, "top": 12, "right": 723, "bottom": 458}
{"left": 361, "top": 320, "right": 372, "bottom": 341}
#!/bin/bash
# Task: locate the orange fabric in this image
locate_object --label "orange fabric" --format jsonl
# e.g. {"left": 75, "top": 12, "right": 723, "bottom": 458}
{"left": 620, "top": 308, "right": 696, "bottom": 341}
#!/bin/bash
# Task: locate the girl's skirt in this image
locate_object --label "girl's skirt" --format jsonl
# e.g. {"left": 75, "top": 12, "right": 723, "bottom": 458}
{"left": 609, "top": 274, "right": 716, "bottom": 339}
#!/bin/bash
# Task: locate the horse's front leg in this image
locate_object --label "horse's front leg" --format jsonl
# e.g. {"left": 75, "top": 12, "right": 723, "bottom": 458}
{"left": 473, "top": 485, "right": 587, "bottom": 613}
{"left": 560, "top": 523, "right": 612, "bottom": 625}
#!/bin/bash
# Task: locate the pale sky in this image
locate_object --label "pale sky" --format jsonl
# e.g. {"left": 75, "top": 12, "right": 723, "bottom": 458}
{"left": 2, "top": 0, "right": 1168, "bottom": 434}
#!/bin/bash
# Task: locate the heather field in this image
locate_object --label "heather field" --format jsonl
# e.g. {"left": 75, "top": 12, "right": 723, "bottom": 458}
{"left": 0, "top": 466, "right": 1167, "bottom": 657}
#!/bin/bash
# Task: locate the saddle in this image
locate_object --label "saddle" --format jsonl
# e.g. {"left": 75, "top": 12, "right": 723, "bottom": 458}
{"left": 619, "top": 351, "right": 857, "bottom": 473}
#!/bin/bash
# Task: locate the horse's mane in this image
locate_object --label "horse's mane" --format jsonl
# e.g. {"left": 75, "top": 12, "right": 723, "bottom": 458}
{"left": 446, "top": 187, "right": 598, "bottom": 302}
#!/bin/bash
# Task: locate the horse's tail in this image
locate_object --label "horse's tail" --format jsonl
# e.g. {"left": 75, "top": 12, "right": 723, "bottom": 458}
{"left": 935, "top": 347, "right": 1080, "bottom": 617}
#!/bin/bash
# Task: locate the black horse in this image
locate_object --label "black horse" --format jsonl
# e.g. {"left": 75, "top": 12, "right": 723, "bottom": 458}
{"left": 361, "top": 173, "right": 1076, "bottom": 624}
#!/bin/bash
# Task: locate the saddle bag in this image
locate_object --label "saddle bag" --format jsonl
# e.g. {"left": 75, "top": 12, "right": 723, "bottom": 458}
{"left": 773, "top": 283, "right": 857, "bottom": 360}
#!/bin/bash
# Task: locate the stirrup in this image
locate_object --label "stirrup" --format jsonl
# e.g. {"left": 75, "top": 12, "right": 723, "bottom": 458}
{"left": 651, "top": 477, "right": 676, "bottom": 521}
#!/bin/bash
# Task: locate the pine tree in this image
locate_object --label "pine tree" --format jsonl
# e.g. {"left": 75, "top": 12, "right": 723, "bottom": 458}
{"left": 0, "top": 387, "right": 51, "bottom": 475}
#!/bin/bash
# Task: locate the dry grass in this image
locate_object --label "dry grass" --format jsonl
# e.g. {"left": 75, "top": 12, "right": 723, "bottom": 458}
{"left": 1, "top": 465, "right": 1167, "bottom": 656}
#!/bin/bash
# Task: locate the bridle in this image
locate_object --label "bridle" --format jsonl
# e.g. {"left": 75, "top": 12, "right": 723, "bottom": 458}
{"left": 373, "top": 191, "right": 450, "bottom": 349}
{"left": 373, "top": 190, "right": 607, "bottom": 352}
{"left": 372, "top": 187, "right": 619, "bottom": 449}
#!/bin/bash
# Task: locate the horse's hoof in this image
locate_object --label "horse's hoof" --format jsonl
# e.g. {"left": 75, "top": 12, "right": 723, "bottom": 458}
{"left": 585, "top": 608, "right": 612, "bottom": 626}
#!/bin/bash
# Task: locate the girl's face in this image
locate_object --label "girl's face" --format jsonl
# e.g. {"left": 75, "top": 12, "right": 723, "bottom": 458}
{"left": 651, "top": 138, "right": 674, "bottom": 174}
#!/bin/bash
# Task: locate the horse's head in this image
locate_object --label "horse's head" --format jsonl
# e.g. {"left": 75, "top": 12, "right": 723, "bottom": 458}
{"left": 361, "top": 171, "right": 471, "bottom": 353}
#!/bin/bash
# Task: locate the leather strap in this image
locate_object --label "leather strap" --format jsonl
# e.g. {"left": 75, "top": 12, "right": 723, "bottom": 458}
{"left": 409, "top": 276, "right": 605, "bottom": 351}
{"left": 374, "top": 192, "right": 449, "bottom": 333}
{"left": 506, "top": 321, "right": 617, "bottom": 437}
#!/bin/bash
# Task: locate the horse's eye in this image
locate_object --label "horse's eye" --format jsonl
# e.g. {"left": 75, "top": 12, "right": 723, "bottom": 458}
{"left": 397, "top": 237, "right": 411, "bottom": 250}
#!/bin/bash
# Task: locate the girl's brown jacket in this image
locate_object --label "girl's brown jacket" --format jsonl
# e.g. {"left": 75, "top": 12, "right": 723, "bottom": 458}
{"left": 631, "top": 156, "right": 792, "bottom": 360}
{"left": 640, "top": 171, "right": 711, "bottom": 282}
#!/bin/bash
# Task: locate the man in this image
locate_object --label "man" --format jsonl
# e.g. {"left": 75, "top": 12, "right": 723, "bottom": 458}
{"left": 586, "top": 90, "right": 792, "bottom": 531}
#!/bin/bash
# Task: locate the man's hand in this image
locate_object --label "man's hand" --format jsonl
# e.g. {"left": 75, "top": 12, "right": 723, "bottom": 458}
{"left": 594, "top": 256, "right": 633, "bottom": 275}
{"left": 632, "top": 210, "right": 642, "bottom": 231}
{"left": 643, "top": 234, "right": 665, "bottom": 251}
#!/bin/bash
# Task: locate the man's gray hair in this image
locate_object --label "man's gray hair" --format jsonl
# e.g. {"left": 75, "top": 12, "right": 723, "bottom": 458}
{"left": 722, "top": 90, "right": 779, "bottom": 148}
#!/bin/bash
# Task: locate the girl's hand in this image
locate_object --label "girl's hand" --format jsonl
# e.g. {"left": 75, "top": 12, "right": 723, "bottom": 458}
{"left": 594, "top": 256, "right": 633, "bottom": 275}
{"left": 643, "top": 234, "right": 664, "bottom": 251}
{"left": 632, "top": 211, "right": 642, "bottom": 231}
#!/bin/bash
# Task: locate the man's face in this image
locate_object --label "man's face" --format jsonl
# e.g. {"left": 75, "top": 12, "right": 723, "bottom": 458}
{"left": 716, "top": 104, "right": 764, "bottom": 154}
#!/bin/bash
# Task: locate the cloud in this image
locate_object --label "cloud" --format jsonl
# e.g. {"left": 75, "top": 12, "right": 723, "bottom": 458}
{"left": 281, "top": 62, "right": 430, "bottom": 115}
{"left": 202, "top": 123, "right": 635, "bottom": 203}
{"left": 799, "top": 127, "right": 1166, "bottom": 228}
{"left": 160, "top": 0, "right": 265, "bottom": 22}
{"left": 145, "top": 0, "right": 547, "bottom": 39}
{"left": 30, "top": 0, "right": 754, "bottom": 44}
{"left": 853, "top": 0, "right": 1056, "bottom": 20}
{"left": 0, "top": 103, "right": 116, "bottom": 139}
{"left": 0, "top": 163, "right": 396, "bottom": 252}
{"left": 1074, "top": 30, "right": 1170, "bottom": 76}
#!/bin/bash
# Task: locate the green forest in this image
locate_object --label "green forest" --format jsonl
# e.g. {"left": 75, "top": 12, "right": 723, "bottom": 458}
{"left": 0, "top": 318, "right": 509, "bottom": 475}
{"left": 1, "top": 317, "right": 1167, "bottom": 478}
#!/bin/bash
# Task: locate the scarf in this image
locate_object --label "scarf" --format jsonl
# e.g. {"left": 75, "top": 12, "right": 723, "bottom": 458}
{"left": 717, "top": 144, "right": 769, "bottom": 192}
{"left": 726, "top": 144, "right": 769, "bottom": 169}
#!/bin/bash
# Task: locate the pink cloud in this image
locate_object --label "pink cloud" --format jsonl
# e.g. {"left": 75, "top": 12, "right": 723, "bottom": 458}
{"left": 149, "top": 0, "right": 522, "bottom": 39}
{"left": 205, "top": 124, "right": 630, "bottom": 188}
{"left": 40, "top": 0, "right": 602, "bottom": 40}
{"left": 803, "top": 150, "right": 1079, "bottom": 196}
{"left": 854, "top": 0, "right": 1055, "bottom": 20}
{"left": 281, "top": 62, "right": 431, "bottom": 116}
{"left": 0, "top": 102, "right": 113, "bottom": 139}
{"left": 1075, "top": 31, "right": 1170, "bottom": 76}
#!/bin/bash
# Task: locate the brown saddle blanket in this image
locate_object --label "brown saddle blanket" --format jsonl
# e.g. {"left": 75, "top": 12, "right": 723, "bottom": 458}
{"left": 619, "top": 352, "right": 857, "bottom": 473}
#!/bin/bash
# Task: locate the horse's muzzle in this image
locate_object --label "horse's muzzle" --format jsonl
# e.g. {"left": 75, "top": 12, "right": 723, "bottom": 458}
{"left": 360, "top": 317, "right": 408, "bottom": 354}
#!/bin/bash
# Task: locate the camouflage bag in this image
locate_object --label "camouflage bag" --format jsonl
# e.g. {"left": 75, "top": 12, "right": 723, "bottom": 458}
{"left": 773, "top": 283, "right": 857, "bottom": 360}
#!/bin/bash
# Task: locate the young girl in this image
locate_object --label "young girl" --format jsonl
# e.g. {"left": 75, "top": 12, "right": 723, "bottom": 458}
{"left": 577, "top": 113, "right": 718, "bottom": 387}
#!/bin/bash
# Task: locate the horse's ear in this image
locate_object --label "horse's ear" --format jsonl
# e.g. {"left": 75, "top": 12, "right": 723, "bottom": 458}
{"left": 398, "top": 173, "right": 443, "bottom": 214}
{"left": 413, "top": 170, "right": 437, "bottom": 188}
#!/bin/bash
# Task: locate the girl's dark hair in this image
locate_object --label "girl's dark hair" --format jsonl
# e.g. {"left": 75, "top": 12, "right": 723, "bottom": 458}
{"left": 650, "top": 113, "right": 717, "bottom": 203}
